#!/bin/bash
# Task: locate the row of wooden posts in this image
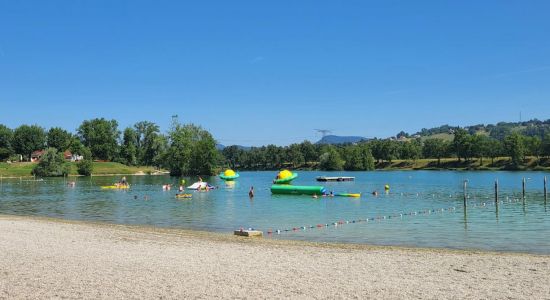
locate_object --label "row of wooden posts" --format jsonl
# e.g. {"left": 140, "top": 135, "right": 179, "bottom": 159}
{"left": 463, "top": 176, "right": 548, "bottom": 206}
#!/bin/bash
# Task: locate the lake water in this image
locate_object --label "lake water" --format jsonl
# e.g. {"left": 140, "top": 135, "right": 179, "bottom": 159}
{"left": 1, "top": 171, "right": 549, "bottom": 254}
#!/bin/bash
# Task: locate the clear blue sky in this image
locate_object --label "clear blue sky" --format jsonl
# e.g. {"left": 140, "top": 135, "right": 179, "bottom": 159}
{"left": 1, "top": 1, "right": 549, "bottom": 146}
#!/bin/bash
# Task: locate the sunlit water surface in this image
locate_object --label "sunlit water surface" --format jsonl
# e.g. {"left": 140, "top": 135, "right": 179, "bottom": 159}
{"left": 1, "top": 171, "right": 549, "bottom": 254}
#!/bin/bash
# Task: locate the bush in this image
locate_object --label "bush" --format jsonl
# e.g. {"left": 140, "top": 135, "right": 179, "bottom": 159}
{"left": 77, "top": 159, "right": 93, "bottom": 176}
{"left": 77, "top": 146, "right": 93, "bottom": 176}
{"left": 32, "top": 148, "right": 70, "bottom": 177}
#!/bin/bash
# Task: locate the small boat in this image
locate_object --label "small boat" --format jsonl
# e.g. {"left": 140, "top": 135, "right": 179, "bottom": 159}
{"left": 316, "top": 176, "right": 355, "bottom": 182}
{"left": 175, "top": 193, "right": 193, "bottom": 199}
{"left": 101, "top": 184, "right": 130, "bottom": 189}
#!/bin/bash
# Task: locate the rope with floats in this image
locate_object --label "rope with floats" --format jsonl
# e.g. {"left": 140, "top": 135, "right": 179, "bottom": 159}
{"left": 260, "top": 196, "right": 527, "bottom": 236}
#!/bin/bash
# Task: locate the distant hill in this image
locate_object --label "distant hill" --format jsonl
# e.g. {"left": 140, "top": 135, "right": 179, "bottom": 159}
{"left": 412, "top": 119, "right": 550, "bottom": 141}
{"left": 216, "top": 144, "right": 251, "bottom": 151}
{"left": 316, "top": 135, "right": 369, "bottom": 145}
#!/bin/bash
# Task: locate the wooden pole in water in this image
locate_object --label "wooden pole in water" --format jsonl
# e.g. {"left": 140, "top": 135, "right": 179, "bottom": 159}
{"left": 544, "top": 176, "right": 547, "bottom": 203}
{"left": 494, "top": 179, "right": 499, "bottom": 205}
{"left": 522, "top": 177, "right": 526, "bottom": 201}
{"left": 463, "top": 180, "right": 467, "bottom": 207}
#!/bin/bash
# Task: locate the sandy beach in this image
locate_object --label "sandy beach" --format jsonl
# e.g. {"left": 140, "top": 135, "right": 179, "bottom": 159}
{"left": 1, "top": 215, "right": 549, "bottom": 299}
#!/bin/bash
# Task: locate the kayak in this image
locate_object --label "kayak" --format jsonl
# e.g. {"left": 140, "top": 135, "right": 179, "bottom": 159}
{"left": 336, "top": 193, "right": 361, "bottom": 198}
{"left": 101, "top": 185, "right": 130, "bottom": 189}
{"left": 219, "top": 173, "right": 240, "bottom": 181}
{"left": 175, "top": 193, "right": 193, "bottom": 199}
{"left": 271, "top": 184, "right": 325, "bottom": 195}
{"left": 273, "top": 173, "right": 298, "bottom": 184}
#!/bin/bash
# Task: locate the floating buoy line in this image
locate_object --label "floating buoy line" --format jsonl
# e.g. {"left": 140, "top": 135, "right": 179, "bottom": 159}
{"left": 256, "top": 196, "right": 530, "bottom": 236}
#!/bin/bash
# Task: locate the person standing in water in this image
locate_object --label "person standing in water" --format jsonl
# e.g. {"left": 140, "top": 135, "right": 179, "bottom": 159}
{"left": 248, "top": 186, "right": 254, "bottom": 198}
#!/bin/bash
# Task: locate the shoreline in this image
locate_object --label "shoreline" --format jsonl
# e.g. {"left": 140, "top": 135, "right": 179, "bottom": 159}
{"left": 1, "top": 213, "right": 548, "bottom": 257}
{"left": 2, "top": 214, "right": 549, "bottom": 299}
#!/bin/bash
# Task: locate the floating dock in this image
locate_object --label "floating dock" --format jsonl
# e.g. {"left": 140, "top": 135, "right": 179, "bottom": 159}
{"left": 316, "top": 176, "right": 355, "bottom": 182}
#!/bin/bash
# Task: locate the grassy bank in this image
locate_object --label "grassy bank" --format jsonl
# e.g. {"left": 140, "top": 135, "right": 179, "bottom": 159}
{"left": 375, "top": 157, "right": 550, "bottom": 171}
{"left": 0, "top": 162, "right": 163, "bottom": 177}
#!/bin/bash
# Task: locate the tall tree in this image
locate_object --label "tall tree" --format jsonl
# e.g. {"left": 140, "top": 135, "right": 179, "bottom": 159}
{"left": 12, "top": 125, "right": 46, "bottom": 160}
{"left": 120, "top": 127, "right": 138, "bottom": 166}
{"left": 542, "top": 133, "right": 550, "bottom": 158}
{"left": 359, "top": 144, "right": 375, "bottom": 171}
{"left": 319, "top": 145, "right": 344, "bottom": 170}
{"left": 422, "top": 138, "right": 449, "bottom": 166}
{"left": 165, "top": 123, "right": 217, "bottom": 176}
{"left": 504, "top": 132, "right": 524, "bottom": 166}
{"left": 0, "top": 124, "right": 13, "bottom": 160}
{"left": 343, "top": 146, "right": 363, "bottom": 170}
{"left": 486, "top": 138, "right": 503, "bottom": 165}
{"left": 452, "top": 128, "right": 470, "bottom": 162}
{"left": 134, "top": 121, "right": 161, "bottom": 165}
{"left": 47, "top": 127, "right": 73, "bottom": 151}
{"left": 77, "top": 118, "right": 120, "bottom": 160}
{"left": 300, "top": 141, "right": 318, "bottom": 164}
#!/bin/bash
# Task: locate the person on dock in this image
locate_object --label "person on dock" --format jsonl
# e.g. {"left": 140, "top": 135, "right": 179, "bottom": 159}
{"left": 249, "top": 186, "right": 254, "bottom": 198}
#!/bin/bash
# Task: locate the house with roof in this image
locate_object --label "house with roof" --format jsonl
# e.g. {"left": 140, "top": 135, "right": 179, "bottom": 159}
{"left": 30, "top": 150, "right": 46, "bottom": 162}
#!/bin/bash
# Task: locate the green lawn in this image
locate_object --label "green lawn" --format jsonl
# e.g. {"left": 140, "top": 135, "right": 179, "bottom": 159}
{"left": 0, "top": 162, "right": 162, "bottom": 177}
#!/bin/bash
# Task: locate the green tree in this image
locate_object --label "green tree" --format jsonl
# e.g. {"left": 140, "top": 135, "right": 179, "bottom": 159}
{"left": 542, "top": 133, "right": 550, "bottom": 158}
{"left": 343, "top": 146, "right": 363, "bottom": 170}
{"left": 504, "top": 132, "right": 524, "bottom": 166}
{"left": 422, "top": 138, "right": 449, "bottom": 166}
{"left": 319, "top": 146, "right": 344, "bottom": 170}
{"left": 76, "top": 147, "right": 93, "bottom": 176}
{"left": 300, "top": 141, "right": 318, "bottom": 164}
{"left": 399, "top": 139, "right": 422, "bottom": 161}
{"left": 452, "top": 128, "right": 471, "bottom": 162}
{"left": 165, "top": 123, "right": 218, "bottom": 176}
{"left": 380, "top": 140, "right": 399, "bottom": 162}
{"left": 523, "top": 136, "right": 542, "bottom": 162}
{"left": 485, "top": 138, "right": 503, "bottom": 165}
{"left": 77, "top": 118, "right": 120, "bottom": 160}
{"left": 32, "top": 148, "right": 70, "bottom": 177}
{"left": 0, "top": 124, "right": 13, "bottom": 160}
{"left": 359, "top": 144, "right": 375, "bottom": 170}
{"left": 13, "top": 125, "right": 46, "bottom": 160}
{"left": 222, "top": 145, "right": 242, "bottom": 169}
{"left": 134, "top": 121, "right": 162, "bottom": 165}
{"left": 470, "top": 135, "right": 491, "bottom": 165}
{"left": 287, "top": 144, "right": 305, "bottom": 168}
{"left": 47, "top": 127, "right": 72, "bottom": 151}
{"left": 120, "top": 127, "right": 138, "bottom": 166}
{"left": 68, "top": 137, "right": 85, "bottom": 157}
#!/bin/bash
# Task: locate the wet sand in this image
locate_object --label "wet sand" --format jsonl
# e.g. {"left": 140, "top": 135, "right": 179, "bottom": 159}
{"left": 1, "top": 215, "right": 549, "bottom": 299}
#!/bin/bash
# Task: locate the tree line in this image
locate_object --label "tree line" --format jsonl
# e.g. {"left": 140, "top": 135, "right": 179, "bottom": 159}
{"left": 1, "top": 119, "right": 550, "bottom": 177}
{"left": 223, "top": 128, "right": 550, "bottom": 170}
{"left": 0, "top": 118, "right": 219, "bottom": 176}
